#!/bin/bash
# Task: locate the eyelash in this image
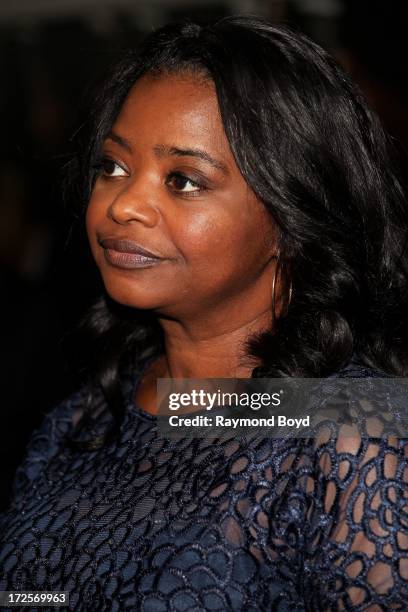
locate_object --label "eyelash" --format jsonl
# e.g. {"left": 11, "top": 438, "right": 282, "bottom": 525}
{"left": 166, "top": 171, "right": 206, "bottom": 197}
{"left": 93, "top": 157, "right": 208, "bottom": 197}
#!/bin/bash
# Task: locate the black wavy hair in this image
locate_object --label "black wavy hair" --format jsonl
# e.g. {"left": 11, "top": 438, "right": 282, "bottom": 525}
{"left": 65, "top": 15, "right": 408, "bottom": 446}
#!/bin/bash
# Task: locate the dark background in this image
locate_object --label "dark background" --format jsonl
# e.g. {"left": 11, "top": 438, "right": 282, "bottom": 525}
{"left": 1, "top": 0, "right": 407, "bottom": 510}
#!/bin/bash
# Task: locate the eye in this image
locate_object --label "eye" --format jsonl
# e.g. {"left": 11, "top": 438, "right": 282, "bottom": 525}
{"left": 166, "top": 172, "right": 205, "bottom": 196}
{"left": 96, "top": 158, "right": 128, "bottom": 178}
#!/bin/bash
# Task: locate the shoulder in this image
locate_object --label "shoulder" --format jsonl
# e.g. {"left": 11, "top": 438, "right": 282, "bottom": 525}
{"left": 10, "top": 384, "right": 94, "bottom": 499}
{"left": 333, "top": 352, "right": 391, "bottom": 378}
{"left": 12, "top": 355, "right": 148, "bottom": 489}
{"left": 304, "top": 420, "right": 407, "bottom": 607}
{"left": 274, "top": 356, "right": 408, "bottom": 606}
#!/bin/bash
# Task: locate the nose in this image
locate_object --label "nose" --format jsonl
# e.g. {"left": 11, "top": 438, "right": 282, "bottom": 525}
{"left": 107, "top": 174, "right": 160, "bottom": 228}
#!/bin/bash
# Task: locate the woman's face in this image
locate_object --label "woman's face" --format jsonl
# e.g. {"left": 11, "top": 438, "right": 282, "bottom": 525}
{"left": 86, "top": 71, "right": 278, "bottom": 321}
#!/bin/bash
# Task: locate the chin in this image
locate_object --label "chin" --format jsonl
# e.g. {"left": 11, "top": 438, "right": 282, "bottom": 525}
{"left": 101, "top": 277, "right": 165, "bottom": 310}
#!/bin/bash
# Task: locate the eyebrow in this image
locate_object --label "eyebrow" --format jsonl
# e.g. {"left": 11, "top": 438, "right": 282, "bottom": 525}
{"left": 153, "top": 144, "right": 229, "bottom": 175}
{"left": 106, "top": 132, "right": 132, "bottom": 152}
{"left": 105, "top": 131, "right": 229, "bottom": 175}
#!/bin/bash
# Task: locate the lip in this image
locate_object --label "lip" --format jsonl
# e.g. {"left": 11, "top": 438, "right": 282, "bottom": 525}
{"left": 98, "top": 237, "right": 165, "bottom": 270}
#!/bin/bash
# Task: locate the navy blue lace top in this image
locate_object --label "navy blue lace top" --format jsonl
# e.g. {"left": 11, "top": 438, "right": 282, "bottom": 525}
{"left": 1, "top": 355, "right": 407, "bottom": 611}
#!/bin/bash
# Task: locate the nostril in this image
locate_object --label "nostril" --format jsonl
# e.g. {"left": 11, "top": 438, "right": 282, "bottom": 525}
{"left": 108, "top": 196, "right": 159, "bottom": 228}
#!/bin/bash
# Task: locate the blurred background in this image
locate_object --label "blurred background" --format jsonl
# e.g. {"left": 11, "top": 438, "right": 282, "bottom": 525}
{"left": 1, "top": 0, "right": 408, "bottom": 509}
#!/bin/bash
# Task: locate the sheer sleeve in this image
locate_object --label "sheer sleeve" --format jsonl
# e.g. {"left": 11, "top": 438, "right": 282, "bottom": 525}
{"left": 304, "top": 431, "right": 408, "bottom": 610}
{"left": 3, "top": 386, "right": 88, "bottom": 510}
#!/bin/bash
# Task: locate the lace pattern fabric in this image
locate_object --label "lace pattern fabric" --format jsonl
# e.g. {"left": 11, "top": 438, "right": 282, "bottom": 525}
{"left": 0, "top": 357, "right": 407, "bottom": 611}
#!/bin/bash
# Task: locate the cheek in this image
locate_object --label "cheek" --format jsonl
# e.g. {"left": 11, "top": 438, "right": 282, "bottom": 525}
{"left": 85, "top": 194, "right": 104, "bottom": 257}
{"left": 172, "top": 201, "right": 271, "bottom": 282}
{"left": 174, "top": 210, "right": 235, "bottom": 268}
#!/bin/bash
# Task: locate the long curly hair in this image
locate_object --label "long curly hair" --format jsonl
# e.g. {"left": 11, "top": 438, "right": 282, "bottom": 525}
{"left": 65, "top": 16, "right": 408, "bottom": 446}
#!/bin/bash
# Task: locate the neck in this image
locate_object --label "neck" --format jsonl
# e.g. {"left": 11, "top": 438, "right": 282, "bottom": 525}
{"left": 157, "top": 306, "right": 272, "bottom": 379}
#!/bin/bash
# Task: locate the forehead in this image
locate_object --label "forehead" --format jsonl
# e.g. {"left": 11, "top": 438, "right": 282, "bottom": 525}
{"left": 112, "top": 72, "right": 228, "bottom": 153}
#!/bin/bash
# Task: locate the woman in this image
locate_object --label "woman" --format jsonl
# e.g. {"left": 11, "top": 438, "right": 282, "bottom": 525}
{"left": 1, "top": 16, "right": 407, "bottom": 611}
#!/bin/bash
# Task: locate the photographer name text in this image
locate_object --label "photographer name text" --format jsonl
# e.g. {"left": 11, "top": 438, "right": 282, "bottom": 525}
{"left": 167, "top": 415, "right": 310, "bottom": 428}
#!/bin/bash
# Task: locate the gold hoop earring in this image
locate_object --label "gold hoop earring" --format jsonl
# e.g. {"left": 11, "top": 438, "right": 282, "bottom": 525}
{"left": 271, "top": 253, "right": 292, "bottom": 327}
